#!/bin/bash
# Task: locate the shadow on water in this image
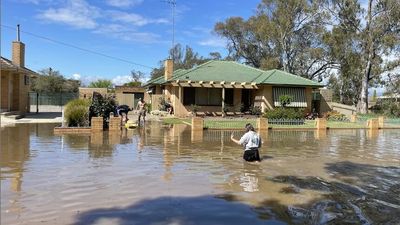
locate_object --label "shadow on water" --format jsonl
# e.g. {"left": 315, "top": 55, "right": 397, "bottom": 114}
{"left": 268, "top": 161, "right": 400, "bottom": 225}
{"left": 74, "top": 195, "right": 286, "bottom": 225}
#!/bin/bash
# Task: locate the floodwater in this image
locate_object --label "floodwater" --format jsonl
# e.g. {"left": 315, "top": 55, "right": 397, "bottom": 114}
{"left": 1, "top": 123, "right": 399, "bottom": 225}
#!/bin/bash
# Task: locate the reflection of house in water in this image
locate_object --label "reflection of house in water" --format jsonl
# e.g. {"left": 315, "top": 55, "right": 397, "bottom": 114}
{"left": 1, "top": 124, "right": 31, "bottom": 214}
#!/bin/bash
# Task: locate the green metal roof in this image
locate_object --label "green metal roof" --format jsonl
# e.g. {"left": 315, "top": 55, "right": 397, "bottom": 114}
{"left": 146, "top": 60, "right": 323, "bottom": 87}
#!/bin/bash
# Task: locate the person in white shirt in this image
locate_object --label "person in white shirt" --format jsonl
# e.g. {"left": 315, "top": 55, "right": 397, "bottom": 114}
{"left": 231, "top": 123, "right": 261, "bottom": 162}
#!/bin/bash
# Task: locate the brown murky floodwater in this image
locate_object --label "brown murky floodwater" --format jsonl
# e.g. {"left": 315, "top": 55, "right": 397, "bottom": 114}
{"left": 1, "top": 123, "right": 399, "bottom": 225}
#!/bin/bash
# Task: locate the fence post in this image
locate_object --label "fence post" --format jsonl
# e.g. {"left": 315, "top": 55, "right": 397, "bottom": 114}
{"left": 36, "top": 92, "right": 39, "bottom": 113}
{"left": 367, "top": 118, "right": 379, "bottom": 130}
{"left": 316, "top": 118, "right": 327, "bottom": 130}
{"left": 91, "top": 117, "right": 103, "bottom": 132}
{"left": 192, "top": 117, "right": 203, "bottom": 131}
{"left": 191, "top": 117, "right": 203, "bottom": 142}
{"left": 257, "top": 118, "right": 268, "bottom": 130}
{"left": 378, "top": 116, "right": 384, "bottom": 128}
{"left": 109, "top": 116, "right": 121, "bottom": 131}
{"left": 350, "top": 114, "right": 357, "bottom": 123}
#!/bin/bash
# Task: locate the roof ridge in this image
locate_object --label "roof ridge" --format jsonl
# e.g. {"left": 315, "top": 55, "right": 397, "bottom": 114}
{"left": 168, "top": 60, "right": 215, "bottom": 81}
{"left": 274, "top": 69, "right": 320, "bottom": 84}
{"left": 227, "top": 61, "right": 271, "bottom": 74}
{"left": 259, "top": 69, "right": 277, "bottom": 83}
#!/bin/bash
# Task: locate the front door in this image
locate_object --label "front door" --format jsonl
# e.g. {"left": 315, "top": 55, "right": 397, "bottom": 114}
{"left": 241, "top": 89, "right": 251, "bottom": 112}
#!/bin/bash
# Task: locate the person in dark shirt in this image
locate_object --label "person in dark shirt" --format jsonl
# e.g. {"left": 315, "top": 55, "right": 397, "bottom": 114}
{"left": 116, "top": 104, "right": 133, "bottom": 123}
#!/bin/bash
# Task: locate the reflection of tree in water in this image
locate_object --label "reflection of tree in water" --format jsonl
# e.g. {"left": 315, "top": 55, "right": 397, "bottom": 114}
{"left": 266, "top": 161, "right": 400, "bottom": 224}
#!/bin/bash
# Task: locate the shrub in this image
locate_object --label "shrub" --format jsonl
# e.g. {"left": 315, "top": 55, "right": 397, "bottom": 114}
{"left": 158, "top": 96, "right": 167, "bottom": 111}
{"left": 250, "top": 106, "right": 262, "bottom": 116}
{"left": 323, "top": 110, "right": 348, "bottom": 121}
{"left": 190, "top": 104, "right": 201, "bottom": 114}
{"left": 279, "top": 95, "right": 293, "bottom": 107}
{"left": 64, "top": 99, "right": 91, "bottom": 127}
{"left": 264, "top": 107, "right": 305, "bottom": 119}
{"left": 371, "top": 100, "right": 400, "bottom": 117}
{"left": 89, "top": 94, "right": 118, "bottom": 128}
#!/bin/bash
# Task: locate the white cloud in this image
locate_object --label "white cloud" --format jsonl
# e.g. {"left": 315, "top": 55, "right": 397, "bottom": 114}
{"left": 69, "top": 73, "right": 104, "bottom": 86}
{"left": 198, "top": 37, "right": 226, "bottom": 48}
{"left": 105, "top": 0, "right": 143, "bottom": 8}
{"left": 71, "top": 73, "right": 81, "bottom": 80}
{"left": 109, "top": 11, "right": 168, "bottom": 26}
{"left": 94, "top": 24, "right": 161, "bottom": 43}
{"left": 37, "top": 0, "right": 100, "bottom": 29}
{"left": 112, "top": 75, "right": 133, "bottom": 86}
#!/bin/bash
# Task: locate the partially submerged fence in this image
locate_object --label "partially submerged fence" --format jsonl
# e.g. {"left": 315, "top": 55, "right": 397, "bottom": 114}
{"left": 190, "top": 116, "right": 400, "bottom": 130}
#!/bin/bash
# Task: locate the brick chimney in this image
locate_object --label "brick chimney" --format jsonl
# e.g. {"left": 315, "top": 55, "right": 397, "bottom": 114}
{"left": 12, "top": 24, "right": 25, "bottom": 67}
{"left": 164, "top": 59, "right": 173, "bottom": 81}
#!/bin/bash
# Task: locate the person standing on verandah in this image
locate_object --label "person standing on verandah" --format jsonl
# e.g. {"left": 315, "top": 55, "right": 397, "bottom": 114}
{"left": 231, "top": 123, "right": 261, "bottom": 162}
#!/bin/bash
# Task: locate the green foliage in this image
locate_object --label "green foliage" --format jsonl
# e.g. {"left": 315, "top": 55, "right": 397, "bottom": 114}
{"left": 323, "top": 111, "right": 348, "bottom": 121}
{"left": 190, "top": 104, "right": 201, "bottom": 113}
{"left": 214, "top": 0, "right": 331, "bottom": 80}
{"left": 123, "top": 81, "right": 142, "bottom": 87}
{"left": 264, "top": 108, "right": 305, "bottom": 119}
{"left": 150, "top": 44, "right": 219, "bottom": 80}
{"left": 279, "top": 95, "right": 293, "bottom": 107}
{"left": 250, "top": 106, "right": 262, "bottom": 116}
{"left": 64, "top": 99, "right": 91, "bottom": 127}
{"left": 89, "top": 79, "right": 113, "bottom": 89}
{"left": 89, "top": 95, "right": 117, "bottom": 127}
{"left": 31, "top": 68, "right": 80, "bottom": 93}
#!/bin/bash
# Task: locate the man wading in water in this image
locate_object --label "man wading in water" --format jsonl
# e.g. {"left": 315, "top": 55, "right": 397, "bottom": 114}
{"left": 136, "top": 98, "right": 146, "bottom": 126}
{"left": 231, "top": 123, "right": 261, "bottom": 162}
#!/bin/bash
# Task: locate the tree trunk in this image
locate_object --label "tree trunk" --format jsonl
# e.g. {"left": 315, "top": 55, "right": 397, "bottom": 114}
{"left": 357, "top": 0, "right": 373, "bottom": 114}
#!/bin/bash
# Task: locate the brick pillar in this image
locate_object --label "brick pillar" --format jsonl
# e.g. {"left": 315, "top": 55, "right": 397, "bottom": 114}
{"left": 91, "top": 117, "right": 103, "bottom": 131}
{"left": 367, "top": 118, "right": 379, "bottom": 129}
{"left": 378, "top": 116, "right": 384, "bottom": 128}
{"left": 90, "top": 131, "right": 103, "bottom": 145}
{"left": 109, "top": 117, "right": 121, "bottom": 131}
{"left": 191, "top": 129, "right": 203, "bottom": 142}
{"left": 350, "top": 115, "right": 357, "bottom": 123}
{"left": 315, "top": 118, "right": 327, "bottom": 130}
{"left": 257, "top": 118, "right": 268, "bottom": 130}
{"left": 191, "top": 117, "right": 203, "bottom": 131}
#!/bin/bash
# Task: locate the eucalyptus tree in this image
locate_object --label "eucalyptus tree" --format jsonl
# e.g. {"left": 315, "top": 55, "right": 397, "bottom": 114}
{"left": 328, "top": 0, "right": 400, "bottom": 113}
{"left": 215, "top": 0, "right": 333, "bottom": 80}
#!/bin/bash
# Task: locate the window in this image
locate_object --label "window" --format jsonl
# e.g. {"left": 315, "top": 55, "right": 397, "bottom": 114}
{"left": 183, "top": 87, "right": 224, "bottom": 106}
{"left": 183, "top": 87, "right": 195, "bottom": 105}
{"left": 225, "top": 89, "right": 234, "bottom": 105}
{"left": 273, "top": 87, "right": 307, "bottom": 107}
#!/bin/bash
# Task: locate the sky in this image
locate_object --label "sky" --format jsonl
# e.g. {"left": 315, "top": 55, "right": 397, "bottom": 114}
{"left": 1, "top": 0, "right": 261, "bottom": 85}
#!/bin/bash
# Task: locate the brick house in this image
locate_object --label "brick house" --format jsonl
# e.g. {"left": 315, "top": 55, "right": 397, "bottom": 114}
{"left": 145, "top": 59, "right": 324, "bottom": 117}
{"left": 1, "top": 27, "right": 37, "bottom": 114}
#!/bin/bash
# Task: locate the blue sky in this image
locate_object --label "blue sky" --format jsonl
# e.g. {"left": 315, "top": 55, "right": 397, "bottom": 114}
{"left": 2, "top": 0, "right": 260, "bottom": 85}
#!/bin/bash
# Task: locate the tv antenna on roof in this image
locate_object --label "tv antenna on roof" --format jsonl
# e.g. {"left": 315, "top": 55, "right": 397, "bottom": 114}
{"left": 162, "top": 0, "right": 176, "bottom": 62}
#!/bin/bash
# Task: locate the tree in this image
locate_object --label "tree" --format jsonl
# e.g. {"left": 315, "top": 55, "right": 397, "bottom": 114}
{"left": 214, "top": 0, "right": 334, "bottom": 80}
{"left": 88, "top": 79, "right": 113, "bottom": 89}
{"left": 31, "top": 67, "right": 80, "bottom": 93}
{"left": 328, "top": 0, "right": 400, "bottom": 113}
{"left": 150, "top": 44, "right": 215, "bottom": 80}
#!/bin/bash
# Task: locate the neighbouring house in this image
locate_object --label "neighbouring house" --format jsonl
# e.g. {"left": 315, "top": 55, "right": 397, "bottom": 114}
{"left": 1, "top": 26, "right": 37, "bottom": 115}
{"left": 79, "top": 87, "right": 108, "bottom": 99}
{"left": 145, "top": 59, "right": 324, "bottom": 117}
{"left": 114, "top": 86, "right": 150, "bottom": 109}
